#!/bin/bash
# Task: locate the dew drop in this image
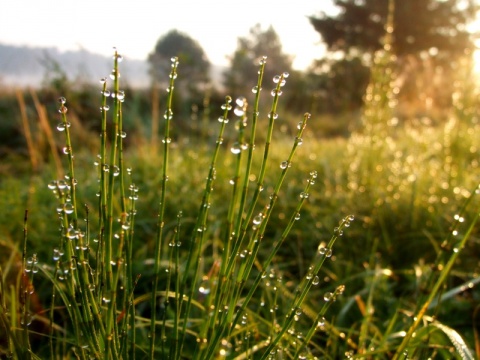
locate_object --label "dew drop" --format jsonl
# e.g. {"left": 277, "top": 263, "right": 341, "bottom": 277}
{"left": 199, "top": 278, "right": 211, "bottom": 295}
{"left": 117, "top": 91, "right": 125, "bottom": 101}
{"left": 64, "top": 203, "right": 74, "bottom": 214}
{"left": 48, "top": 181, "right": 57, "bottom": 190}
{"left": 268, "top": 112, "right": 279, "bottom": 120}
{"left": 253, "top": 213, "right": 263, "bottom": 226}
{"left": 323, "top": 292, "right": 333, "bottom": 302}
{"left": 230, "top": 142, "right": 241, "bottom": 154}
{"left": 58, "top": 180, "right": 68, "bottom": 189}
{"left": 334, "top": 227, "right": 344, "bottom": 236}
{"left": 234, "top": 107, "right": 244, "bottom": 117}
{"left": 317, "top": 317, "right": 326, "bottom": 328}
{"left": 270, "top": 89, "right": 283, "bottom": 97}
{"left": 300, "top": 192, "right": 309, "bottom": 199}
{"left": 53, "top": 248, "right": 61, "bottom": 261}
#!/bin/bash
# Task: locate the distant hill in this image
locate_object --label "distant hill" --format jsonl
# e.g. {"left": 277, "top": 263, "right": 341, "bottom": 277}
{"left": 0, "top": 44, "right": 225, "bottom": 89}
{"left": 0, "top": 44, "right": 150, "bottom": 88}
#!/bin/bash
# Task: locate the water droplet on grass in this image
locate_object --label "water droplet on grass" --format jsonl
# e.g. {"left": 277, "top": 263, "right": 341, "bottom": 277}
{"left": 199, "top": 279, "right": 210, "bottom": 294}
{"left": 253, "top": 213, "right": 263, "bottom": 226}
{"left": 323, "top": 292, "right": 333, "bottom": 302}
{"left": 64, "top": 203, "right": 74, "bottom": 214}
{"left": 270, "top": 89, "right": 283, "bottom": 97}
{"left": 300, "top": 192, "right": 309, "bottom": 199}
{"left": 231, "top": 142, "right": 241, "bottom": 154}
{"left": 117, "top": 91, "right": 125, "bottom": 101}
{"left": 53, "top": 248, "right": 61, "bottom": 261}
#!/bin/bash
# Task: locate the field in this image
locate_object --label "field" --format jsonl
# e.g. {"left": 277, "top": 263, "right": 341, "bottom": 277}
{"left": 0, "top": 50, "right": 479, "bottom": 359}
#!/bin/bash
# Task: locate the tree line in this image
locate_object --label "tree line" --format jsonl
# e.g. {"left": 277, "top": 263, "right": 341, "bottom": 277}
{"left": 148, "top": 0, "right": 478, "bottom": 117}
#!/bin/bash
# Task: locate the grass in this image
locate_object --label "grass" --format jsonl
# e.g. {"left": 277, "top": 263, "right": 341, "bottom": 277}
{"left": 0, "top": 39, "right": 479, "bottom": 359}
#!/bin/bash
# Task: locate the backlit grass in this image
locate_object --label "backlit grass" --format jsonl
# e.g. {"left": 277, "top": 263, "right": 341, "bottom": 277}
{"left": 0, "top": 43, "right": 479, "bottom": 359}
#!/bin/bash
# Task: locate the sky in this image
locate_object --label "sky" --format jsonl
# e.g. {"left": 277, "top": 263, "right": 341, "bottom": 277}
{"left": 0, "top": 0, "right": 337, "bottom": 70}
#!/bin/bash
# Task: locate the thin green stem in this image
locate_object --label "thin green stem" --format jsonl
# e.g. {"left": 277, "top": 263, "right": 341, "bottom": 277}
{"left": 392, "top": 185, "right": 480, "bottom": 359}
{"left": 179, "top": 96, "right": 232, "bottom": 358}
{"left": 150, "top": 56, "right": 179, "bottom": 358}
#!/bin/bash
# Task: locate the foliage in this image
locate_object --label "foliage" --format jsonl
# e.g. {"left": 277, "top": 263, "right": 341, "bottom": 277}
{"left": 148, "top": 30, "right": 210, "bottom": 97}
{"left": 0, "top": 40, "right": 480, "bottom": 359}
{"left": 309, "top": 0, "right": 477, "bottom": 58}
{"left": 223, "top": 24, "right": 293, "bottom": 98}
{"left": 309, "top": 0, "right": 479, "bottom": 121}
{"left": 302, "top": 56, "right": 370, "bottom": 114}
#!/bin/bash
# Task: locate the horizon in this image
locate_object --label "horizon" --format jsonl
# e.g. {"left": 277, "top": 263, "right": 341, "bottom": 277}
{"left": 0, "top": 1, "right": 337, "bottom": 71}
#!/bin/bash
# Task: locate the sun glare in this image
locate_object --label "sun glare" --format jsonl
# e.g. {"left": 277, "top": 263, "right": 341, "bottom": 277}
{"left": 468, "top": 14, "right": 480, "bottom": 75}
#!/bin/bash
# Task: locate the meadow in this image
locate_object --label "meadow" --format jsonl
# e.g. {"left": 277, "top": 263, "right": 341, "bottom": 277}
{"left": 0, "top": 46, "right": 479, "bottom": 359}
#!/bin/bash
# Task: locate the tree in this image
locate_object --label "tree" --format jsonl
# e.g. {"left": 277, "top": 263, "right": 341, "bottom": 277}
{"left": 224, "top": 24, "right": 293, "bottom": 97}
{"left": 310, "top": 0, "right": 477, "bottom": 58}
{"left": 148, "top": 30, "right": 210, "bottom": 96}
{"left": 310, "top": 0, "right": 479, "bottom": 116}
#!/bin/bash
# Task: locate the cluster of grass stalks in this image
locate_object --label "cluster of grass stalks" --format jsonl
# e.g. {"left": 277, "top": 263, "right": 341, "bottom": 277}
{"left": 1, "top": 29, "right": 480, "bottom": 359}
{"left": 0, "top": 50, "right": 358, "bottom": 359}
